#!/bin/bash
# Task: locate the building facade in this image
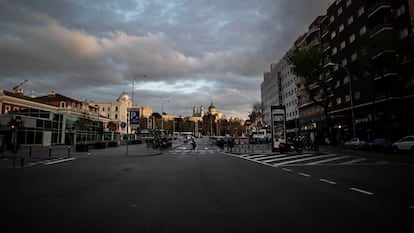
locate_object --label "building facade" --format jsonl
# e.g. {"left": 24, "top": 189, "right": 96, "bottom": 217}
{"left": 262, "top": 0, "right": 414, "bottom": 145}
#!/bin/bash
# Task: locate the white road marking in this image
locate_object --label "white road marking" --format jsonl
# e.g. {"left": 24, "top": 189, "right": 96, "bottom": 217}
{"left": 319, "top": 178, "right": 337, "bottom": 185}
{"left": 298, "top": 172, "right": 311, "bottom": 177}
{"left": 273, "top": 154, "right": 335, "bottom": 166}
{"left": 247, "top": 154, "right": 273, "bottom": 159}
{"left": 341, "top": 158, "right": 366, "bottom": 165}
{"left": 264, "top": 154, "right": 313, "bottom": 163}
{"left": 350, "top": 187, "right": 374, "bottom": 195}
{"left": 44, "top": 158, "right": 76, "bottom": 165}
{"left": 282, "top": 168, "right": 292, "bottom": 172}
{"left": 307, "top": 155, "right": 349, "bottom": 165}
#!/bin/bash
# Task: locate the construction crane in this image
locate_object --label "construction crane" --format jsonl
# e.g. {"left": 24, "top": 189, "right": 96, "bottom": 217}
{"left": 12, "top": 79, "right": 27, "bottom": 92}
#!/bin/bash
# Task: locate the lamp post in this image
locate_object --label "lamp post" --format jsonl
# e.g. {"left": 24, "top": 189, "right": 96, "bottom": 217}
{"left": 132, "top": 74, "right": 147, "bottom": 106}
{"left": 161, "top": 99, "right": 170, "bottom": 135}
{"left": 326, "top": 62, "right": 356, "bottom": 138}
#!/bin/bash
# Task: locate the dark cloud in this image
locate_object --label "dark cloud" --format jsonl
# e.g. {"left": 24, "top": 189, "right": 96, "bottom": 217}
{"left": 0, "top": 0, "right": 332, "bottom": 118}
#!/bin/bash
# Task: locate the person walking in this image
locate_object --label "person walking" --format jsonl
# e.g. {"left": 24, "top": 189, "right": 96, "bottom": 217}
{"left": 191, "top": 138, "right": 197, "bottom": 152}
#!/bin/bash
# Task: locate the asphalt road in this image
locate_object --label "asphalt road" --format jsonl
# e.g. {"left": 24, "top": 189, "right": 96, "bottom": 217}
{"left": 1, "top": 137, "right": 413, "bottom": 233}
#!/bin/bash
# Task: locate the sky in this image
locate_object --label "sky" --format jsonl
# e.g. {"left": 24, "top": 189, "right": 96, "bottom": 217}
{"left": 0, "top": 0, "right": 333, "bottom": 119}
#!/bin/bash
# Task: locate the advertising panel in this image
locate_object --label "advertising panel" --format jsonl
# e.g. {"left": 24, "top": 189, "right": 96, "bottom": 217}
{"left": 271, "top": 106, "right": 286, "bottom": 152}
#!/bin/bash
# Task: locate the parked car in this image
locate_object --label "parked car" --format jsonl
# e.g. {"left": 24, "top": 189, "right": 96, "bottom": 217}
{"left": 392, "top": 136, "right": 414, "bottom": 154}
{"left": 343, "top": 137, "right": 368, "bottom": 150}
{"left": 369, "top": 138, "right": 392, "bottom": 152}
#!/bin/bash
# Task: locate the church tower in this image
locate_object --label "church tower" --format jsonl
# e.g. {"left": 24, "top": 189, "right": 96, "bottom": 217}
{"left": 193, "top": 105, "right": 198, "bottom": 117}
{"left": 200, "top": 105, "right": 204, "bottom": 117}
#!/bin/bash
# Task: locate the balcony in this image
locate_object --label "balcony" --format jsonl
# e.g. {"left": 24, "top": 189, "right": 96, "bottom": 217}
{"left": 369, "top": 23, "right": 394, "bottom": 38}
{"left": 371, "top": 49, "right": 395, "bottom": 60}
{"left": 368, "top": 1, "right": 391, "bottom": 18}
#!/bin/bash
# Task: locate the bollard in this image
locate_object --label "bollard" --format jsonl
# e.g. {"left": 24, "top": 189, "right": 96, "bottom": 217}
{"left": 29, "top": 146, "right": 32, "bottom": 158}
{"left": 49, "top": 147, "right": 52, "bottom": 158}
{"left": 67, "top": 146, "right": 71, "bottom": 158}
{"left": 20, "top": 157, "right": 24, "bottom": 168}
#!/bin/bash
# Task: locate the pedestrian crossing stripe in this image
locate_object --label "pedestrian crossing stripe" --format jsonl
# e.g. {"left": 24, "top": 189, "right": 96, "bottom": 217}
{"left": 228, "top": 152, "right": 388, "bottom": 166}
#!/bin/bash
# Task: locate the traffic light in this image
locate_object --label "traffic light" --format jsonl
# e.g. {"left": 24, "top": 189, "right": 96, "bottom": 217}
{"left": 338, "top": 124, "right": 342, "bottom": 129}
{"left": 10, "top": 119, "right": 15, "bottom": 130}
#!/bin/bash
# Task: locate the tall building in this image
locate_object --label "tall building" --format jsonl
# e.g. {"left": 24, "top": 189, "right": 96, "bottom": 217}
{"left": 321, "top": 0, "right": 414, "bottom": 142}
{"left": 262, "top": 0, "right": 414, "bottom": 144}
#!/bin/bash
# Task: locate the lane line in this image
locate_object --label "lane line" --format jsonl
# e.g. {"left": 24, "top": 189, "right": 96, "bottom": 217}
{"left": 319, "top": 178, "right": 337, "bottom": 185}
{"left": 282, "top": 168, "right": 292, "bottom": 172}
{"left": 350, "top": 187, "right": 374, "bottom": 195}
{"left": 298, "top": 172, "right": 311, "bottom": 177}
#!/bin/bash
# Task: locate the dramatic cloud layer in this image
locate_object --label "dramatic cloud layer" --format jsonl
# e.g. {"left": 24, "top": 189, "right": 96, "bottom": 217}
{"left": 0, "top": 0, "right": 332, "bottom": 118}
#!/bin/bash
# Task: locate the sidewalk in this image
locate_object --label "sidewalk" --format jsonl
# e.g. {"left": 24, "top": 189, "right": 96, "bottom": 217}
{"left": 0, "top": 141, "right": 183, "bottom": 170}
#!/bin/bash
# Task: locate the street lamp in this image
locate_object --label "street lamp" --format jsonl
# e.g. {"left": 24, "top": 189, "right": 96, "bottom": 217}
{"left": 161, "top": 99, "right": 170, "bottom": 134}
{"left": 326, "top": 62, "right": 356, "bottom": 138}
{"left": 132, "top": 74, "right": 147, "bottom": 106}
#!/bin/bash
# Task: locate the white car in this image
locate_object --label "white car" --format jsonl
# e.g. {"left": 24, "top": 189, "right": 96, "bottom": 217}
{"left": 343, "top": 137, "right": 368, "bottom": 150}
{"left": 392, "top": 136, "right": 414, "bottom": 154}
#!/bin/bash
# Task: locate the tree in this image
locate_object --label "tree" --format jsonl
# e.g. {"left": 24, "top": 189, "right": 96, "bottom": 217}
{"left": 288, "top": 46, "right": 334, "bottom": 138}
{"left": 249, "top": 102, "right": 262, "bottom": 129}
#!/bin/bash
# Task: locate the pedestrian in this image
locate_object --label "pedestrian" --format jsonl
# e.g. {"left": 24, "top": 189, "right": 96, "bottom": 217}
{"left": 191, "top": 138, "right": 197, "bottom": 152}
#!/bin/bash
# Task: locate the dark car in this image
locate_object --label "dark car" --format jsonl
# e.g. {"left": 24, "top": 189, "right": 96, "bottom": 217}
{"left": 369, "top": 138, "right": 391, "bottom": 152}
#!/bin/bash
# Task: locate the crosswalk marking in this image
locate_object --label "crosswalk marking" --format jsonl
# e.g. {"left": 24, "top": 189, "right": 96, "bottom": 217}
{"left": 227, "top": 151, "right": 387, "bottom": 167}
{"left": 263, "top": 154, "right": 313, "bottom": 163}
{"left": 307, "top": 155, "right": 348, "bottom": 165}
{"left": 273, "top": 154, "right": 336, "bottom": 166}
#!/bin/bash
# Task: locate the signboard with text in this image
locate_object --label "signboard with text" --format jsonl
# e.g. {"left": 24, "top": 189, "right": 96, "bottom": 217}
{"left": 271, "top": 106, "right": 286, "bottom": 152}
{"left": 129, "top": 108, "right": 140, "bottom": 128}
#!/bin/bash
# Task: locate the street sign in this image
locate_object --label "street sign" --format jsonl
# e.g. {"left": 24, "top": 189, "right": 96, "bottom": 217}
{"left": 129, "top": 108, "right": 140, "bottom": 127}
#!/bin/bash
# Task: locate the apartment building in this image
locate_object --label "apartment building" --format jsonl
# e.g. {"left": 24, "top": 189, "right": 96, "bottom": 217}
{"left": 262, "top": 0, "right": 414, "bottom": 144}
{"left": 321, "top": 0, "right": 414, "bottom": 142}
{"left": 261, "top": 53, "right": 300, "bottom": 136}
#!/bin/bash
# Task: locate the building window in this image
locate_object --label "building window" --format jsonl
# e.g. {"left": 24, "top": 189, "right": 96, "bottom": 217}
{"left": 354, "top": 91, "right": 360, "bottom": 100}
{"left": 332, "top": 47, "right": 338, "bottom": 55}
{"left": 342, "top": 58, "right": 348, "bottom": 66}
{"left": 60, "top": 101, "right": 66, "bottom": 108}
{"left": 5, "top": 105, "right": 11, "bottom": 112}
{"left": 396, "top": 5, "right": 406, "bottom": 17}
{"left": 399, "top": 28, "right": 409, "bottom": 39}
{"left": 340, "top": 41, "right": 346, "bottom": 50}
{"left": 359, "top": 26, "right": 366, "bottom": 35}
{"left": 344, "top": 76, "right": 349, "bottom": 84}
{"left": 349, "top": 33, "right": 355, "bottom": 43}
{"left": 337, "top": 7, "right": 343, "bottom": 16}
{"left": 357, "top": 6, "right": 365, "bottom": 17}
{"left": 351, "top": 52, "right": 357, "bottom": 62}
{"left": 102, "top": 107, "right": 105, "bottom": 112}
{"left": 336, "top": 97, "right": 342, "bottom": 105}
{"left": 347, "top": 16, "right": 354, "bottom": 25}
{"left": 339, "top": 24, "right": 344, "bottom": 32}
{"left": 346, "top": 0, "right": 352, "bottom": 7}
{"left": 335, "top": 80, "right": 340, "bottom": 88}
{"left": 331, "top": 31, "right": 336, "bottom": 39}
{"left": 115, "top": 114, "right": 118, "bottom": 120}
{"left": 345, "top": 94, "right": 351, "bottom": 102}
{"left": 115, "top": 106, "right": 119, "bottom": 112}
{"left": 108, "top": 107, "right": 110, "bottom": 111}
{"left": 330, "top": 15, "right": 335, "bottom": 24}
